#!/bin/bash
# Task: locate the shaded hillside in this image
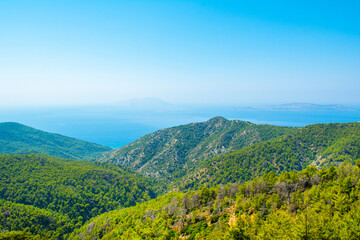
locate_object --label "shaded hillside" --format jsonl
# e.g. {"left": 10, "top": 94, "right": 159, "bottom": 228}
{"left": 99, "top": 117, "right": 293, "bottom": 180}
{"left": 0, "top": 122, "right": 111, "bottom": 160}
{"left": 181, "top": 122, "right": 360, "bottom": 189}
{"left": 0, "top": 199, "right": 73, "bottom": 239}
{"left": 0, "top": 154, "right": 157, "bottom": 239}
{"left": 70, "top": 163, "right": 360, "bottom": 240}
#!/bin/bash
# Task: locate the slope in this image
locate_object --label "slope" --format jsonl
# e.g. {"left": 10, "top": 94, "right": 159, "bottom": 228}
{"left": 70, "top": 163, "right": 360, "bottom": 240}
{"left": 0, "top": 199, "right": 73, "bottom": 239}
{"left": 181, "top": 122, "right": 360, "bottom": 189}
{"left": 0, "top": 154, "right": 157, "bottom": 239}
{"left": 0, "top": 122, "right": 111, "bottom": 160}
{"left": 99, "top": 117, "right": 293, "bottom": 181}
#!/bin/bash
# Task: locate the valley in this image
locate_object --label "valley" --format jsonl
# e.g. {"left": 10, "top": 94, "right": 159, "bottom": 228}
{"left": 0, "top": 118, "right": 359, "bottom": 239}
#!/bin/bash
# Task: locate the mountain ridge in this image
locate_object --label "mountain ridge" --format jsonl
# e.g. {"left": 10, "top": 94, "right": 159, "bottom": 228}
{"left": 98, "top": 116, "right": 294, "bottom": 181}
{"left": 0, "top": 122, "right": 112, "bottom": 160}
{"left": 178, "top": 121, "right": 360, "bottom": 189}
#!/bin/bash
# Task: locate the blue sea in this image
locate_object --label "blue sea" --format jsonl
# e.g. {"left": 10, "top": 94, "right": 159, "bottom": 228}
{"left": 1, "top": 105, "right": 359, "bottom": 148}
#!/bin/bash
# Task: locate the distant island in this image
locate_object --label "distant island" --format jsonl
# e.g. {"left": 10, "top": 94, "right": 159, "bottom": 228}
{"left": 238, "top": 103, "right": 356, "bottom": 112}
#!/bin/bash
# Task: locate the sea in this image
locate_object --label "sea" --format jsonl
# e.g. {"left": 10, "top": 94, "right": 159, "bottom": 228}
{"left": 1, "top": 104, "right": 359, "bottom": 148}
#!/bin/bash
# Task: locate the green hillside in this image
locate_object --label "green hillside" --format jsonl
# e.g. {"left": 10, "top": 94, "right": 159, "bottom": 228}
{"left": 70, "top": 163, "right": 360, "bottom": 240}
{"left": 0, "top": 122, "right": 111, "bottom": 160}
{"left": 181, "top": 122, "right": 360, "bottom": 189}
{"left": 0, "top": 154, "right": 157, "bottom": 239}
{"left": 0, "top": 199, "right": 73, "bottom": 239}
{"left": 99, "top": 117, "right": 293, "bottom": 181}
{"left": 2, "top": 120, "right": 360, "bottom": 239}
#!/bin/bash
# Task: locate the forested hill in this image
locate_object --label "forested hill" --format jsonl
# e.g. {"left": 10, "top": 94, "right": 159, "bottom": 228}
{"left": 0, "top": 154, "right": 157, "bottom": 239}
{"left": 0, "top": 122, "right": 111, "bottom": 160}
{"left": 98, "top": 117, "right": 294, "bottom": 180}
{"left": 70, "top": 163, "right": 360, "bottom": 240}
{"left": 1, "top": 121, "right": 360, "bottom": 239}
{"left": 181, "top": 122, "right": 360, "bottom": 189}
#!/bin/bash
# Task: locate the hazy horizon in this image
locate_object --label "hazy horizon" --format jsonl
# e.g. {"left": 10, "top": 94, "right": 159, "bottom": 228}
{"left": 1, "top": 97, "right": 360, "bottom": 109}
{"left": 1, "top": 100, "right": 360, "bottom": 148}
{"left": 1, "top": 1, "right": 359, "bottom": 107}
{"left": 1, "top": 1, "right": 359, "bottom": 147}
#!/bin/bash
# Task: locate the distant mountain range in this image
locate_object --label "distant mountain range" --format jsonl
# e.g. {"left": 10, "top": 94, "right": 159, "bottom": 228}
{"left": 112, "top": 99, "right": 356, "bottom": 112}
{"left": 251, "top": 103, "right": 355, "bottom": 111}
{"left": 0, "top": 122, "right": 111, "bottom": 160}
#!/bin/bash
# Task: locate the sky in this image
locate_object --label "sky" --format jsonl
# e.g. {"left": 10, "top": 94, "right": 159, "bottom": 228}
{"left": 0, "top": 0, "right": 359, "bottom": 107}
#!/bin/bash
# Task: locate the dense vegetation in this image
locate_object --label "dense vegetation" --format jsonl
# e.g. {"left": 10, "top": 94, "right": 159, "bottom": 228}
{"left": 0, "top": 200, "right": 72, "bottom": 239}
{"left": 180, "top": 122, "right": 360, "bottom": 189}
{"left": 99, "top": 117, "right": 293, "bottom": 181}
{"left": 1, "top": 119, "right": 360, "bottom": 239}
{"left": 0, "top": 122, "right": 111, "bottom": 160}
{"left": 0, "top": 154, "right": 157, "bottom": 239}
{"left": 71, "top": 162, "right": 360, "bottom": 239}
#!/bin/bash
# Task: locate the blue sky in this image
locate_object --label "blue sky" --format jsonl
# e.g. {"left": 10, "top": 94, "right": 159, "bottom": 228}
{"left": 0, "top": 0, "right": 359, "bottom": 106}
